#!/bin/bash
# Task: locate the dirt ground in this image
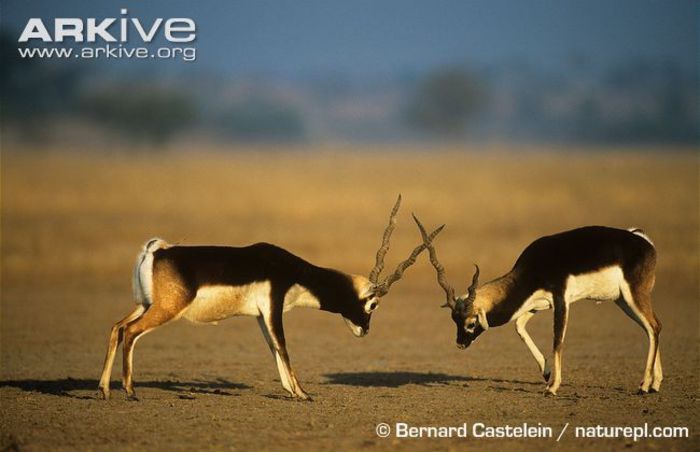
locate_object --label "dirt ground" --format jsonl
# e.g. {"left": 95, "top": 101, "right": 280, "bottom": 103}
{"left": 1, "top": 146, "right": 698, "bottom": 450}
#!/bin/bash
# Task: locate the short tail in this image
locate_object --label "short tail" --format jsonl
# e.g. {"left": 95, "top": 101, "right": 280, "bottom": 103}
{"left": 132, "top": 238, "right": 169, "bottom": 306}
{"left": 627, "top": 228, "right": 654, "bottom": 246}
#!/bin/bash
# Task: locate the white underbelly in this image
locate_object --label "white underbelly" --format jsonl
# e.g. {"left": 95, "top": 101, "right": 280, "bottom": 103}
{"left": 183, "top": 281, "right": 271, "bottom": 323}
{"left": 565, "top": 266, "right": 623, "bottom": 304}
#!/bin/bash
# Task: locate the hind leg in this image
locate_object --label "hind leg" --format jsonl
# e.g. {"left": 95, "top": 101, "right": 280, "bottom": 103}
{"left": 546, "top": 293, "right": 569, "bottom": 396}
{"left": 616, "top": 284, "right": 661, "bottom": 394}
{"left": 651, "top": 347, "right": 663, "bottom": 392}
{"left": 122, "top": 304, "right": 181, "bottom": 400}
{"left": 649, "top": 311, "right": 663, "bottom": 392}
{"left": 98, "top": 306, "right": 145, "bottom": 399}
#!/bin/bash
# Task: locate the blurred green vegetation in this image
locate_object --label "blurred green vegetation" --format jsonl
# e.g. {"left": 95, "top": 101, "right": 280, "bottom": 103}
{"left": 80, "top": 85, "right": 196, "bottom": 145}
{"left": 404, "top": 68, "right": 486, "bottom": 137}
{"left": 213, "top": 99, "right": 306, "bottom": 142}
{"left": 0, "top": 30, "right": 696, "bottom": 148}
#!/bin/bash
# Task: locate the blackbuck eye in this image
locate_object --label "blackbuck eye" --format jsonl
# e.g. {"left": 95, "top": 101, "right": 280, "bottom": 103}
{"left": 364, "top": 299, "right": 378, "bottom": 313}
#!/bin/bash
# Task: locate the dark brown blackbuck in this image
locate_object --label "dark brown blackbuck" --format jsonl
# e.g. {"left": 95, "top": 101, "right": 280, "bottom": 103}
{"left": 99, "top": 196, "right": 443, "bottom": 401}
{"left": 413, "top": 217, "right": 661, "bottom": 396}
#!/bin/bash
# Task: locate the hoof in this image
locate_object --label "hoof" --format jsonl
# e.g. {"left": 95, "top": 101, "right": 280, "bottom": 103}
{"left": 543, "top": 370, "right": 551, "bottom": 382}
{"left": 649, "top": 387, "right": 659, "bottom": 394}
{"left": 125, "top": 393, "right": 139, "bottom": 401}
{"left": 637, "top": 388, "right": 648, "bottom": 395}
{"left": 544, "top": 383, "right": 558, "bottom": 397}
{"left": 295, "top": 393, "right": 313, "bottom": 402}
{"left": 98, "top": 389, "right": 110, "bottom": 400}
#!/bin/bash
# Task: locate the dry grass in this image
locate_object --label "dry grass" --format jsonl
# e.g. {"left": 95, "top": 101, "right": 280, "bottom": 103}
{"left": 2, "top": 145, "right": 697, "bottom": 294}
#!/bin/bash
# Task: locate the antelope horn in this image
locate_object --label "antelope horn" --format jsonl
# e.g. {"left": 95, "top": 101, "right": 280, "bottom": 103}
{"left": 464, "top": 264, "right": 480, "bottom": 304}
{"left": 375, "top": 224, "right": 444, "bottom": 296}
{"left": 368, "top": 194, "right": 402, "bottom": 285}
{"left": 412, "top": 214, "right": 456, "bottom": 309}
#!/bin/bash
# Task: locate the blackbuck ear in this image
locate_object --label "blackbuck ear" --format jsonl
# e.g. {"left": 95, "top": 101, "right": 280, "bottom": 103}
{"left": 477, "top": 308, "right": 490, "bottom": 330}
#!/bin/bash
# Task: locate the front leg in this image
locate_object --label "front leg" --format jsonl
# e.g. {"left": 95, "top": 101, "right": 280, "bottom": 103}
{"left": 515, "top": 312, "right": 551, "bottom": 382}
{"left": 546, "top": 294, "right": 569, "bottom": 396}
{"left": 257, "top": 308, "right": 311, "bottom": 401}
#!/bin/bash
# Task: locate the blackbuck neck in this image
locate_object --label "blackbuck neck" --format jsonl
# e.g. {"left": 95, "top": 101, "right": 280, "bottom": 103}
{"left": 472, "top": 271, "right": 540, "bottom": 328}
{"left": 285, "top": 266, "right": 372, "bottom": 314}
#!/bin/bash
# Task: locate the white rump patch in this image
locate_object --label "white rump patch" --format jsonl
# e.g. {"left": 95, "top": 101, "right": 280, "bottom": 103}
{"left": 628, "top": 228, "right": 654, "bottom": 246}
{"left": 564, "top": 266, "right": 624, "bottom": 304}
{"left": 132, "top": 237, "right": 169, "bottom": 307}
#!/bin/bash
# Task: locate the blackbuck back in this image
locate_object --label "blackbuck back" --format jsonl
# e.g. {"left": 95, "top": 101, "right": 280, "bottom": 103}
{"left": 413, "top": 217, "right": 661, "bottom": 396}
{"left": 99, "top": 195, "right": 442, "bottom": 401}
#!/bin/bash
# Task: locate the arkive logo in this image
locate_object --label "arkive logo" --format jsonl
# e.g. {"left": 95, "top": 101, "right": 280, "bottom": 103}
{"left": 18, "top": 8, "right": 196, "bottom": 43}
{"left": 16, "top": 8, "right": 197, "bottom": 62}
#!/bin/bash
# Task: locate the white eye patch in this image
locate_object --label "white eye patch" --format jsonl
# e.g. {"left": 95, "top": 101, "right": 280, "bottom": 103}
{"left": 364, "top": 298, "right": 379, "bottom": 313}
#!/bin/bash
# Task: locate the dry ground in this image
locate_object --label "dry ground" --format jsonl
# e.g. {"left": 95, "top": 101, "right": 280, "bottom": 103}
{"left": 1, "top": 145, "right": 698, "bottom": 450}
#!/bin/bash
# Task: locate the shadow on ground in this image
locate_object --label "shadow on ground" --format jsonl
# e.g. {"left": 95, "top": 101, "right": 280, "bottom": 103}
{"left": 321, "top": 371, "right": 541, "bottom": 388}
{"left": 0, "top": 378, "right": 251, "bottom": 398}
{"left": 322, "top": 371, "right": 549, "bottom": 389}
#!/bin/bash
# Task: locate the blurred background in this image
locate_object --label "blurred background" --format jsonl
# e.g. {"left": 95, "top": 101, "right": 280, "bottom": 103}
{"left": 1, "top": 0, "right": 697, "bottom": 148}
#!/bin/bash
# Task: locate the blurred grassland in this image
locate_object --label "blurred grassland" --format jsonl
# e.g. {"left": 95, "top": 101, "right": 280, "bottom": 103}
{"left": 2, "top": 145, "right": 697, "bottom": 302}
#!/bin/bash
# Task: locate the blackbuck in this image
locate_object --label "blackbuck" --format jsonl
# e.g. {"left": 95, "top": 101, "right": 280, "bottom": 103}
{"left": 413, "top": 217, "right": 661, "bottom": 396}
{"left": 99, "top": 196, "right": 443, "bottom": 401}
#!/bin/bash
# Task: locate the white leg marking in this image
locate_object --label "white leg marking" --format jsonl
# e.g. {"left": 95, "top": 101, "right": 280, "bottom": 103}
{"left": 546, "top": 304, "right": 569, "bottom": 395}
{"left": 256, "top": 316, "right": 294, "bottom": 394}
{"left": 274, "top": 352, "right": 294, "bottom": 394}
{"left": 619, "top": 282, "right": 657, "bottom": 392}
{"left": 515, "top": 312, "right": 547, "bottom": 377}
{"left": 652, "top": 349, "right": 663, "bottom": 391}
{"left": 258, "top": 311, "right": 309, "bottom": 398}
{"left": 256, "top": 316, "right": 275, "bottom": 353}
